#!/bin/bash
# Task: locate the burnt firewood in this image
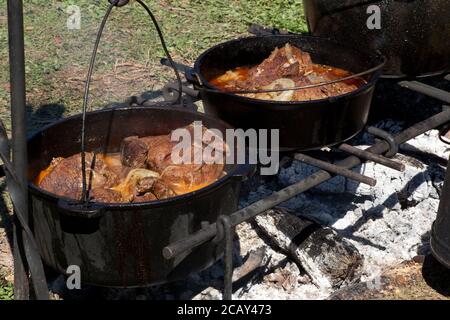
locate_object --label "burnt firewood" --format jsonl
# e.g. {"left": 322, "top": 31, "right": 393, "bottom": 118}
{"left": 232, "top": 247, "right": 267, "bottom": 283}
{"left": 254, "top": 207, "right": 363, "bottom": 289}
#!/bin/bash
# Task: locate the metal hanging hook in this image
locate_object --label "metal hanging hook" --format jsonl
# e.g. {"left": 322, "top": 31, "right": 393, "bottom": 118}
{"left": 80, "top": 0, "right": 183, "bottom": 203}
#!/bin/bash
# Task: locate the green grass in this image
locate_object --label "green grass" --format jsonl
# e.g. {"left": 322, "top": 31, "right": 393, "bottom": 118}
{"left": 0, "top": 2, "right": 306, "bottom": 295}
{"left": 0, "top": 0, "right": 306, "bottom": 134}
{"left": 0, "top": 283, "right": 13, "bottom": 300}
{"left": 0, "top": 269, "right": 13, "bottom": 300}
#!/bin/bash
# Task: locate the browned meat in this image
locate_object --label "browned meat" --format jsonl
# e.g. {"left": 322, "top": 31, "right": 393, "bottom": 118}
{"left": 37, "top": 122, "right": 227, "bottom": 204}
{"left": 134, "top": 123, "right": 226, "bottom": 192}
{"left": 152, "top": 181, "right": 176, "bottom": 200}
{"left": 141, "top": 135, "right": 173, "bottom": 172}
{"left": 120, "top": 136, "right": 148, "bottom": 168}
{"left": 135, "top": 176, "right": 158, "bottom": 194}
{"left": 39, "top": 152, "right": 120, "bottom": 202}
{"left": 90, "top": 188, "right": 123, "bottom": 203}
{"left": 246, "top": 43, "right": 313, "bottom": 88}
{"left": 133, "top": 192, "right": 157, "bottom": 203}
{"left": 210, "top": 43, "right": 364, "bottom": 102}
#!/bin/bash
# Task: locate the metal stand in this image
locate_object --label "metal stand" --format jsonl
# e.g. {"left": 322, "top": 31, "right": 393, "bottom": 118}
{"left": 3, "top": 0, "right": 450, "bottom": 301}
{"left": 217, "top": 216, "right": 233, "bottom": 300}
{"left": 162, "top": 106, "right": 450, "bottom": 300}
{"left": 3, "top": 0, "right": 49, "bottom": 300}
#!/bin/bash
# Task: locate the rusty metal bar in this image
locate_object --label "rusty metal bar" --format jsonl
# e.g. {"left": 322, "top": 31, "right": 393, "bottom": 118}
{"left": 7, "top": 0, "right": 49, "bottom": 300}
{"left": 366, "top": 126, "right": 398, "bottom": 158}
{"left": 163, "top": 109, "right": 450, "bottom": 260}
{"left": 399, "top": 80, "right": 450, "bottom": 104}
{"left": 294, "top": 153, "right": 377, "bottom": 186}
{"left": 7, "top": 0, "right": 29, "bottom": 300}
{"left": 338, "top": 143, "right": 405, "bottom": 172}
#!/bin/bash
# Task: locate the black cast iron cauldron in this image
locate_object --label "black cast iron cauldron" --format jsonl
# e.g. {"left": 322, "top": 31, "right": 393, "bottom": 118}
{"left": 27, "top": 105, "right": 253, "bottom": 287}
{"left": 303, "top": 0, "right": 450, "bottom": 78}
{"left": 184, "top": 35, "right": 384, "bottom": 151}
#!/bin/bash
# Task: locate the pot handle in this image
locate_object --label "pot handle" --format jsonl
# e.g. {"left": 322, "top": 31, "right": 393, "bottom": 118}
{"left": 160, "top": 58, "right": 200, "bottom": 86}
{"left": 57, "top": 199, "right": 105, "bottom": 234}
{"left": 57, "top": 199, "right": 105, "bottom": 219}
{"left": 232, "top": 163, "right": 257, "bottom": 181}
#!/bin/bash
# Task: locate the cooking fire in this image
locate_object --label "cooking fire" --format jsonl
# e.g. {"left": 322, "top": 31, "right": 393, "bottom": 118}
{"left": 1, "top": 0, "right": 450, "bottom": 304}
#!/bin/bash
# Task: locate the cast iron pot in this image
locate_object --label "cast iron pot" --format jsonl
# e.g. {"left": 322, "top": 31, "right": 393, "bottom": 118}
{"left": 27, "top": 105, "right": 252, "bottom": 288}
{"left": 303, "top": 0, "right": 450, "bottom": 78}
{"left": 183, "top": 35, "right": 384, "bottom": 151}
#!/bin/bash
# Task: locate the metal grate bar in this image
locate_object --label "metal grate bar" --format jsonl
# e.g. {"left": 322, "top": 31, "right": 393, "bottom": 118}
{"left": 163, "top": 109, "right": 450, "bottom": 260}
{"left": 338, "top": 143, "right": 405, "bottom": 171}
{"left": 294, "top": 153, "right": 377, "bottom": 186}
{"left": 399, "top": 80, "right": 450, "bottom": 104}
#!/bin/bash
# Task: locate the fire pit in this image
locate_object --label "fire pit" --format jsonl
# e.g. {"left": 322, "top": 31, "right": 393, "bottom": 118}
{"left": 2, "top": 0, "right": 450, "bottom": 301}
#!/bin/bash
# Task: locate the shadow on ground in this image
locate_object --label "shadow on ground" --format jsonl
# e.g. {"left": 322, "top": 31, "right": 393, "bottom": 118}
{"left": 422, "top": 255, "right": 450, "bottom": 297}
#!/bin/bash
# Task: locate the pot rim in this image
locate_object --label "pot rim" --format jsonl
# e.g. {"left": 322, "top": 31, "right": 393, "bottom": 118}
{"left": 193, "top": 34, "right": 386, "bottom": 106}
{"left": 28, "top": 105, "right": 252, "bottom": 210}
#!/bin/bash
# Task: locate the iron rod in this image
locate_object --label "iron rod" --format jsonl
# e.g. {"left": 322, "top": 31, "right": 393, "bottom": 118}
{"left": 399, "top": 81, "right": 450, "bottom": 104}
{"left": 219, "top": 216, "right": 233, "bottom": 300}
{"left": 7, "top": 0, "right": 49, "bottom": 300}
{"left": 338, "top": 143, "right": 405, "bottom": 172}
{"left": 7, "top": 0, "right": 29, "bottom": 300}
{"left": 367, "top": 126, "right": 398, "bottom": 158}
{"left": 163, "top": 109, "right": 450, "bottom": 259}
{"left": 294, "top": 153, "right": 377, "bottom": 186}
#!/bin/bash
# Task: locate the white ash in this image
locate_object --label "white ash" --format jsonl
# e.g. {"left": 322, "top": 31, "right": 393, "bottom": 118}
{"left": 45, "top": 121, "right": 449, "bottom": 300}
{"left": 228, "top": 123, "right": 448, "bottom": 299}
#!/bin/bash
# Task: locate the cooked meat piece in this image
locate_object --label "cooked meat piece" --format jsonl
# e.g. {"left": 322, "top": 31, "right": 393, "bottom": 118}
{"left": 199, "top": 163, "right": 224, "bottom": 185}
{"left": 141, "top": 135, "right": 173, "bottom": 172}
{"left": 35, "top": 157, "right": 64, "bottom": 185}
{"left": 37, "top": 122, "right": 227, "bottom": 204}
{"left": 132, "top": 192, "right": 157, "bottom": 203}
{"left": 152, "top": 180, "right": 176, "bottom": 200}
{"left": 120, "top": 136, "right": 149, "bottom": 168}
{"left": 139, "top": 123, "right": 226, "bottom": 193}
{"left": 210, "top": 43, "right": 365, "bottom": 102}
{"left": 321, "top": 82, "right": 358, "bottom": 97}
{"left": 160, "top": 163, "right": 224, "bottom": 194}
{"left": 292, "top": 78, "right": 329, "bottom": 101}
{"left": 135, "top": 176, "right": 158, "bottom": 194}
{"left": 111, "top": 168, "right": 160, "bottom": 202}
{"left": 247, "top": 43, "right": 313, "bottom": 88}
{"left": 39, "top": 152, "right": 119, "bottom": 200}
{"left": 90, "top": 188, "right": 123, "bottom": 203}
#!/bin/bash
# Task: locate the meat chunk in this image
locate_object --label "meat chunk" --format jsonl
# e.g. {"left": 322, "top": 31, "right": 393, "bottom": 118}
{"left": 210, "top": 43, "right": 365, "bottom": 102}
{"left": 110, "top": 168, "right": 160, "bottom": 202}
{"left": 152, "top": 181, "right": 176, "bottom": 200}
{"left": 90, "top": 188, "right": 123, "bottom": 203}
{"left": 39, "top": 152, "right": 120, "bottom": 201}
{"left": 247, "top": 43, "right": 313, "bottom": 88}
{"left": 37, "top": 122, "right": 227, "bottom": 204}
{"left": 141, "top": 135, "right": 173, "bottom": 172}
{"left": 120, "top": 136, "right": 149, "bottom": 168}
{"left": 133, "top": 192, "right": 157, "bottom": 203}
{"left": 142, "top": 123, "right": 226, "bottom": 193}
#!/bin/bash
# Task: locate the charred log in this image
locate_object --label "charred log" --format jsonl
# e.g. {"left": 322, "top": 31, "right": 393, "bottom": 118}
{"left": 254, "top": 207, "right": 363, "bottom": 289}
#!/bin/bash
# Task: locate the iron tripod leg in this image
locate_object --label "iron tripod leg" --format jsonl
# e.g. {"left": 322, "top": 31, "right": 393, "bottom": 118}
{"left": 217, "top": 215, "right": 233, "bottom": 300}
